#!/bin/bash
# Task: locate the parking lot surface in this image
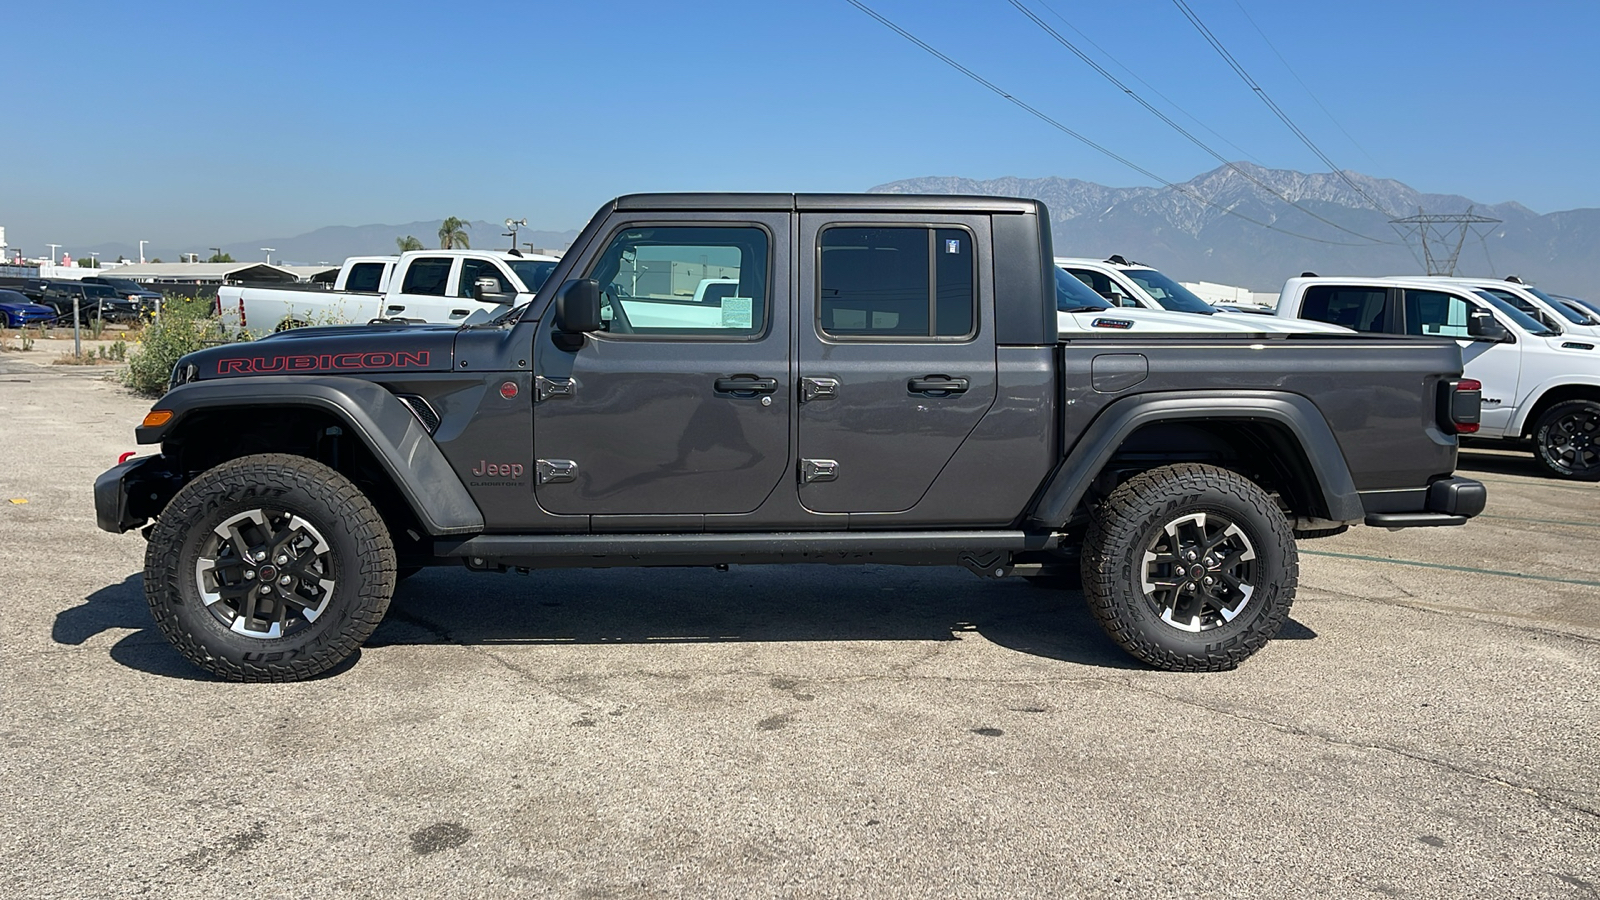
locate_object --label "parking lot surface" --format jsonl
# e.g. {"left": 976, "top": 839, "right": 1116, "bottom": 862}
{"left": 2, "top": 356, "right": 1596, "bottom": 899}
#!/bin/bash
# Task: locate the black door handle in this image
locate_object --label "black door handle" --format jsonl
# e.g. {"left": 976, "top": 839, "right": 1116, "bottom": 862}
{"left": 715, "top": 375, "right": 779, "bottom": 395}
{"left": 908, "top": 376, "right": 969, "bottom": 395}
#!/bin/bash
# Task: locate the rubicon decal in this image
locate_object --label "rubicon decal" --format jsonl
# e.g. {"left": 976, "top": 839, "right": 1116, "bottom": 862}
{"left": 216, "top": 350, "right": 430, "bottom": 375}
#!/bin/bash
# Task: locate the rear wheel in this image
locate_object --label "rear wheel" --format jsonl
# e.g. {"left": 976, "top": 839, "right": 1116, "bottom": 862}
{"left": 144, "top": 454, "right": 396, "bottom": 682}
{"left": 1531, "top": 399, "right": 1600, "bottom": 481}
{"left": 1082, "top": 463, "right": 1297, "bottom": 671}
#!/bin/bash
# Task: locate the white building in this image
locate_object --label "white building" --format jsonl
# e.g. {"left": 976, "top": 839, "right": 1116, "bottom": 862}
{"left": 1181, "top": 280, "right": 1280, "bottom": 310}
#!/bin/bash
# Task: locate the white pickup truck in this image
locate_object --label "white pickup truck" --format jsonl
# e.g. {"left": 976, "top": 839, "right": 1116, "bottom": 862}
{"left": 1050, "top": 267, "right": 1338, "bottom": 335}
{"left": 1056, "top": 255, "right": 1350, "bottom": 334}
{"left": 1276, "top": 275, "right": 1600, "bottom": 480}
{"left": 218, "top": 250, "right": 560, "bottom": 334}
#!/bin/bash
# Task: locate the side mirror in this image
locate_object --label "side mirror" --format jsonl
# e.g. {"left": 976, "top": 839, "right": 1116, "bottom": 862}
{"left": 471, "top": 277, "right": 502, "bottom": 302}
{"left": 1467, "top": 308, "right": 1510, "bottom": 342}
{"left": 553, "top": 279, "right": 602, "bottom": 333}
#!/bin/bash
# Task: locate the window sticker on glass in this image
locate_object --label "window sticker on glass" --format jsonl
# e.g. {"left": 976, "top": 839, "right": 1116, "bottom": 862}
{"left": 719, "top": 296, "right": 753, "bottom": 329}
{"left": 945, "top": 238, "right": 961, "bottom": 254}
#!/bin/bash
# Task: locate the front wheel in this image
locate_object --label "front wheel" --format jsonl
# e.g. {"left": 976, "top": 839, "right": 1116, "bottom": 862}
{"left": 1531, "top": 399, "right": 1600, "bottom": 481}
{"left": 143, "top": 454, "right": 396, "bottom": 681}
{"left": 1082, "top": 463, "right": 1297, "bottom": 671}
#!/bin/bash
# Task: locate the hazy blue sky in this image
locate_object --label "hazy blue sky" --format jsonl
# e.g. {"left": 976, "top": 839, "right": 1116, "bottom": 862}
{"left": 5, "top": 0, "right": 1597, "bottom": 254}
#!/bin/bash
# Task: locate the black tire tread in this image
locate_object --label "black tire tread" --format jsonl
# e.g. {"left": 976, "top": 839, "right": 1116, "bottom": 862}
{"left": 1531, "top": 399, "right": 1600, "bottom": 482}
{"left": 1082, "top": 463, "right": 1297, "bottom": 672}
{"left": 143, "top": 453, "right": 395, "bottom": 682}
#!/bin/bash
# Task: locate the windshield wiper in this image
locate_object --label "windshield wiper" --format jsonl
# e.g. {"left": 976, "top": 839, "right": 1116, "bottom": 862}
{"left": 1060, "top": 305, "right": 1108, "bottom": 313}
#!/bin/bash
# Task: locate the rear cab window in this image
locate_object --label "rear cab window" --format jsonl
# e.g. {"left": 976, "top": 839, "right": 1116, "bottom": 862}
{"left": 345, "top": 262, "right": 386, "bottom": 293}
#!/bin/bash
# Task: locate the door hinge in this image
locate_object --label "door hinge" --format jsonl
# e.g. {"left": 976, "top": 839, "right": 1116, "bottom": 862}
{"left": 799, "top": 458, "right": 839, "bottom": 484}
{"left": 535, "top": 459, "right": 578, "bottom": 484}
{"left": 535, "top": 376, "right": 576, "bottom": 402}
{"left": 799, "top": 376, "right": 839, "bottom": 403}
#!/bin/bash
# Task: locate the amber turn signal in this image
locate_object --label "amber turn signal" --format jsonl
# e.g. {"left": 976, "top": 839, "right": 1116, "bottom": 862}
{"left": 141, "top": 410, "right": 174, "bottom": 428}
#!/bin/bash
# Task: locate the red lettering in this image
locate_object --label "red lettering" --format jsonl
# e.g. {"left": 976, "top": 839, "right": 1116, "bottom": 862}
{"left": 252, "top": 356, "right": 285, "bottom": 372}
{"left": 287, "top": 356, "right": 319, "bottom": 370}
{"left": 217, "top": 358, "right": 251, "bottom": 374}
{"left": 333, "top": 353, "right": 364, "bottom": 369}
{"left": 363, "top": 352, "right": 393, "bottom": 368}
{"left": 397, "top": 350, "right": 429, "bottom": 368}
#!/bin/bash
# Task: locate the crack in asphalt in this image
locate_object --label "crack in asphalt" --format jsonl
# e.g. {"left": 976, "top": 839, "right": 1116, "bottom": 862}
{"left": 1114, "top": 679, "right": 1600, "bottom": 823}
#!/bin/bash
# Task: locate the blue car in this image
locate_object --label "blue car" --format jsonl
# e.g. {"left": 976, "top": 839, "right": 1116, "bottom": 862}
{"left": 0, "top": 289, "right": 58, "bottom": 327}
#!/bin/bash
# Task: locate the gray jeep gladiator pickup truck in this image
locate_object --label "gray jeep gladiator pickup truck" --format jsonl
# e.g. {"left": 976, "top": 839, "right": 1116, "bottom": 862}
{"left": 95, "top": 193, "right": 1486, "bottom": 682}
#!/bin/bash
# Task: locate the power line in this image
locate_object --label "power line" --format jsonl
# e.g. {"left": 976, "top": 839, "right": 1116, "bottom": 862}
{"left": 1008, "top": 0, "right": 1394, "bottom": 245}
{"left": 1169, "top": 0, "right": 1397, "bottom": 218}
{"left": 1229, "top": 0, "right": 1380, "bottom": 168}
{"left": 841, "top": 0, "right": 1381, "bottom": 247}
{"left": 1029, "top": 0, "right": 1264, "bottom": 166}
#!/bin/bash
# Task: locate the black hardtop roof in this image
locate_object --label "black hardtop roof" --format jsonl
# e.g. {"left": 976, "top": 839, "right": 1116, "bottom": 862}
{"left": 612, "top": 192, "right": 1046, "bottom": 216}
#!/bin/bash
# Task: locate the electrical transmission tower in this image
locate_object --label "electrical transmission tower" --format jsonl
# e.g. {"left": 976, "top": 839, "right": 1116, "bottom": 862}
{"left": 1388, "top": 206, "right": 1502, "bottom": 276}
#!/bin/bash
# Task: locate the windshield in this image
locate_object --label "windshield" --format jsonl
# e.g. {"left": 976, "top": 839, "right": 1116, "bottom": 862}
{"left": 1523, "top": 285, "right": 1593, "bottom": 324}
{"left": 1557, "top": 294, "right": 1600, "bottom": 316}
{"left": 508, "top": 260, "right": 559, "bottom": 293}
{"left": 1055, "top": 268, "right": 1111, "bottom": 311}
{"left": 1474, "top": 291, "right": 1560, "bottom": 336}
{"left": 100, "top": 278, "right": 142, "bottom": 292}
{"left": 1120, "top": 268, "right": 1217, "bottom": 314}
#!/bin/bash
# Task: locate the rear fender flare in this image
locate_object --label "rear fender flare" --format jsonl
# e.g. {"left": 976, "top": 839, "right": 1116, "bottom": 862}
{"left": 139, "top": 375, "right": 483, "bottom": 536}
{"left": 1028, "top": 390, "right": 1364, "bottom": 527}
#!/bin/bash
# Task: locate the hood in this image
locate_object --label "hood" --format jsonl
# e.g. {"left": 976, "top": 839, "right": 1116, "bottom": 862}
{"left": 1060, "top": 308, "right": 1324, "bottom": 335}
{"left": 0, "top": 300, "right": 53, "bottom": 313}
{"left": 179, "top": 322, "right": 457, "bottom": 381}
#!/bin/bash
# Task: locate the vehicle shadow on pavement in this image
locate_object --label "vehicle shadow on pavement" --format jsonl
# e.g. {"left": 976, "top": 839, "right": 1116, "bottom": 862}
{"left": 63, "top": 567, "right": 1316, "bottom": 678}
{"left": 54, "top": 574, "right": 214, "bottom": 680}
{"left": 1456, "top": 449, "right": 1545, "bottom": 479}
{"left": 370, "top": 565, "right": 1173, "bottom": 671}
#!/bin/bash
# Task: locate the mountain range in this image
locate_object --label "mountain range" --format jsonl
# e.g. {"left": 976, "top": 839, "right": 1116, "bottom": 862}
{"left": 871, "top": 163, "right": 1600, "bottom": 295}
{"left": 75, "top": 221, "right": 580, "bottom": 268}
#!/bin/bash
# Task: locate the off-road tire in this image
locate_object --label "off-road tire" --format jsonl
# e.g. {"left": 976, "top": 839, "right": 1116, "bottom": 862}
{"left": 1082, "top": 463, "right": 1297, "bottom": 671}
{"left": 1531, "top": 399, "right": 1600, "bottom": 481}
{"left": 143, "top": 453, "right": 396, "bottom": 682}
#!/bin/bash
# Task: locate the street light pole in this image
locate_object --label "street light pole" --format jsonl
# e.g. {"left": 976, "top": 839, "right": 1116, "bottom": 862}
{"left": 261, "top": 247, "right": 275, "bottom": 265}
{"left": 138, "top": 240, "right": 147, "bottom": 264}
{"left": 46, "top": 243, "right": 61, "bottom": 267}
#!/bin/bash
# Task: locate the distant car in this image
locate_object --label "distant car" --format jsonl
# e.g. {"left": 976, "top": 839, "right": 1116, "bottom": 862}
{"left": 38, "top": 282, "right": 143, "bottom": 323}
{"left": 0, "top": 289, "right": 57, "bottom": 327}
{"left": 81, "top": 275, "right": 163, "bottom": 312}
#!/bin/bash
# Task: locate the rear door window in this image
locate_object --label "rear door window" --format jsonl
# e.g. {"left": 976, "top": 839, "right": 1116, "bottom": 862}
{"left": 1299, "top": 286, "right": 1391, "bottom": 333}
{"left": 400, "top": 258, "right": 453, "bottom": 296}
{"left": 345, "top": 262, "right": 385, "bottom": 293}
{"left": 818, "top": 226, "right": 974, "bottom": 339}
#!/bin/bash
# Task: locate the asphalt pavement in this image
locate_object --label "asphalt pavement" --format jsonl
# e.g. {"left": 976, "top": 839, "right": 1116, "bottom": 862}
{"left": 1, "top": 354, "right": 1595, "bottom": 899}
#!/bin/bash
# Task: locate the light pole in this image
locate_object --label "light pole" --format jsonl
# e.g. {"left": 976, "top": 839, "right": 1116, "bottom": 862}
{"left": 138, "top": 240, "right": 147, "bottom": 264}
{"left": 209, "top": 247, "right": 222, "bottom": 263}
{"left": 89, "top": 252, "right": 100, "bottom": 269}
{"left": 46, "top": 244, "right": 61, "bottom": 267}
{"left": 503, "top": 218, "right": 527, "bottom": 251}
{"left": 261, "top": 247, "right": 275, "bottom": 265}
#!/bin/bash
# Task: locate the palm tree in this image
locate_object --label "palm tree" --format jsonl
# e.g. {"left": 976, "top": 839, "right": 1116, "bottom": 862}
{"left": 437, "top": 217, "right": 471, "bottom": 250}
{"left": 396, "top": 235, "right": 424, "bottom": 252}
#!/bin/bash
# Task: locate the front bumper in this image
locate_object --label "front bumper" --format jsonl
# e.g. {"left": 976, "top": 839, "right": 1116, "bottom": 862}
{"left": 1363, "top": 476, "right": 1487, "bottom": 528}
{"left": 94, "top": 455, "right": 183, "bottom": 533}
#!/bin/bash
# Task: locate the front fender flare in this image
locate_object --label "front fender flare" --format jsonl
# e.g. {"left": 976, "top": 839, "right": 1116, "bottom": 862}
{"left": 139, "top": 375, "right": 483, "bottom": 536}
{"left": 1028, "top": 390, "right": 1364, "bottom": 527}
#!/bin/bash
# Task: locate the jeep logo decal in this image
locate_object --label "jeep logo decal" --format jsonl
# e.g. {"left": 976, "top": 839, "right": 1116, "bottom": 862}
{"left": 471, "top": 460, "right": 525, "bottom": 479}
